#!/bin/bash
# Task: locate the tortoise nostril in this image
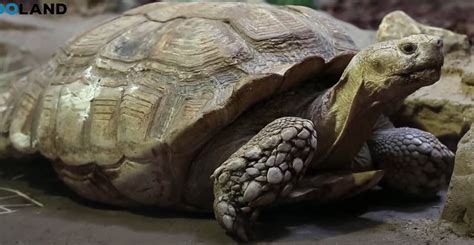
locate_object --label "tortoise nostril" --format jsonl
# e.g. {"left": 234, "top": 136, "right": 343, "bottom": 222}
{"left": 436, "top": 39, "right": 443, "bottom": 48}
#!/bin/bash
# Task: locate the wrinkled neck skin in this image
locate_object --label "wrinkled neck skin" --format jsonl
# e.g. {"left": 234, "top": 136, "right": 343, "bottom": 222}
{"left": 306, "top": 69, "right": 388, "bottom": 170}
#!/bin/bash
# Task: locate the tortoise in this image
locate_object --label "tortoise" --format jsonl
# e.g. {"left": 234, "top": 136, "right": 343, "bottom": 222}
{"left": 0, "top": 2, "right": 454, "bottom": 241}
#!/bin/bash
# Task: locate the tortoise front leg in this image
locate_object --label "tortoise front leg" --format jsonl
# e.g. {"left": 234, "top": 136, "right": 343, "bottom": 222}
{"left": 210, "top": 117, "right": 317, "bottom": 241}
{"left": 368, "top": 127, "right": 455, "bottom": 197}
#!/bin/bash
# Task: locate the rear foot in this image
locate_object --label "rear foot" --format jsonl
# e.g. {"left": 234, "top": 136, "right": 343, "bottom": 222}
{"left": 211, "top": 117, "right": 317, "bottom": 241}
{"left": 369, "top": 127, "right": 454, "bottom": 197}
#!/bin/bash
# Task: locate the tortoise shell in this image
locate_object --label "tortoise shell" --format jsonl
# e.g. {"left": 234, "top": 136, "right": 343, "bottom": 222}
{"left": 3, "top": 3, "right": 357, "bottom": 205}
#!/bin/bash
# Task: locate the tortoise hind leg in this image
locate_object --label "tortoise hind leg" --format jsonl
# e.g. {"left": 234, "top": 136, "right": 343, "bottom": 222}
{"left": 211, "top": 117, "right": 317, "bottom": 241}
{"left": 368, "top": 127, "right": 454, "bottom": 197}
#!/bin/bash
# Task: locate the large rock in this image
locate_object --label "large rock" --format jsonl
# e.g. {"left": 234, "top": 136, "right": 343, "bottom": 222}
{"left": 377, "top": 11, "right": 470, "bottom": 55}
{"left": 442, "top": 125, "right": 474, "bottom": 236}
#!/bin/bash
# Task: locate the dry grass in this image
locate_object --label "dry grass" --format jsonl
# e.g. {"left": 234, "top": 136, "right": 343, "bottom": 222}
{"left": 0, "top": 187, "right": 44, "bottom": 215}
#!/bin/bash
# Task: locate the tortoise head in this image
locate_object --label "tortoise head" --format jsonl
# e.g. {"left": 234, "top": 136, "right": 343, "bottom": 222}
{"left": 346, "top": 34, "right": 444, "bottom": 105}
{"left": 310, "top": 35, "right": 444, "bottom": 167}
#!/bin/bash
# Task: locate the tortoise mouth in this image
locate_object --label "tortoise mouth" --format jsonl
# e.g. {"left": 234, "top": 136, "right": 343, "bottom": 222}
{"left": 409, "top": 68, "right": 441, "bottom": 84}
{"left": 383, "top": 67, "right": 441, "bottom": 106}
{"left": 394, "top": 67, "right": 441, "bottom": 86}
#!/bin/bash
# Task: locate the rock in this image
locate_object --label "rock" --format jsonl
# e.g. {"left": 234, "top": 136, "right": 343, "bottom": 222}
{"left": 377, "top": 11, "right": 470, "bottom": 55}
{"left": 321, "top": 0, "right": 474, "bottom": 46}
{"left": 442, "top": 124, "right": 474, "bottom": 236}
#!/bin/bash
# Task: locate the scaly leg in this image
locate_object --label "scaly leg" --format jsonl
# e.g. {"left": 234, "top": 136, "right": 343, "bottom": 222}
{"left": 211, "top": 117, "right": 317, "bottom": 241}
{"left": 368, "top": 127, "right": 454, "bottom": 197}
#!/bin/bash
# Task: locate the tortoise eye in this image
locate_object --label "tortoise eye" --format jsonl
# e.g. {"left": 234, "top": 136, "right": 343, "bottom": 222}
{"left": 400, "top": 42, "right": 417, "bottom": 54}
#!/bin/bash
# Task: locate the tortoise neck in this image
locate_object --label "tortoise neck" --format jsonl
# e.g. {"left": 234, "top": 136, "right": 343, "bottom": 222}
{"left": 307, "top": 70, "right": 385, "bottom": 167}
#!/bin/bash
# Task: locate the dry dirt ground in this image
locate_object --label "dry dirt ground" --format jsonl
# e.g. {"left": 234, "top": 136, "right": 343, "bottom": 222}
{"left": 0, "top": 11, "right": 472, "bottom": 245}
{"left": 0, "top": 156, "right": 471, "bottom": 244}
